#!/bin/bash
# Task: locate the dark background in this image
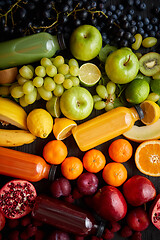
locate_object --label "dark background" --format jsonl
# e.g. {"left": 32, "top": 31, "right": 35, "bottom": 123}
{"left": 0, "top": 0, "right": 160, "bottom": 239}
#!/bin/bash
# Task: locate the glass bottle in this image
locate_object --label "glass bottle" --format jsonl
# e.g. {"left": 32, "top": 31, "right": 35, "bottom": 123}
{"left": 0, "top": 147, "right": 57, "bottom": 182}
{"left": 0, "top": 32, "right": 66, "bottom": 69}
{"left": 72, "top": 106, "right": 144, "bottom": 151}
{"left": 32, "top": 195, "right": 105, "bottom": 237}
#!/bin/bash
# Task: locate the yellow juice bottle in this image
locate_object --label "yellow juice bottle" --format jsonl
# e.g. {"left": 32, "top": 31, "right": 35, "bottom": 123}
{"left": 72, "top": 106, "right": 142, "bottom": 151}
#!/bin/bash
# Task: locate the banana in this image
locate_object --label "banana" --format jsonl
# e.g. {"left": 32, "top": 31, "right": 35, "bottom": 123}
{"left": 0, "top": 97, "right": 27, "bottom": 130}
{"left": 0, "top": 129, "right": 36, "bottom": 147}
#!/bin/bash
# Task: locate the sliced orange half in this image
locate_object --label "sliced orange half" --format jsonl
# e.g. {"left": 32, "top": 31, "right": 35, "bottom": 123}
{"left": 140, "top": 100, "right": 160, "bottom": 125}
{"left": 53, "top": 117, "right": 77, "bottom": 140}
{"left": 135, "top": 140, "right": 160, "bottom": 176}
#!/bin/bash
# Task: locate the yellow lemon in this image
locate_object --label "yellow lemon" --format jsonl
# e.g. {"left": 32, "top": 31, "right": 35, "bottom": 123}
{"left": 27, "top": 108, "right": 53, "bottom": 138}
{"left": 140, "top": 100, "right": 160, "bottom": 125}
{"left": 53, "top": 117, "right": 77, "bottom": 140}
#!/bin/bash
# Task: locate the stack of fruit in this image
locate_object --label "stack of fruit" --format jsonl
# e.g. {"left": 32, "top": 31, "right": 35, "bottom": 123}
{"left": 0, "top": 1, "right": 160, "bottom": 240}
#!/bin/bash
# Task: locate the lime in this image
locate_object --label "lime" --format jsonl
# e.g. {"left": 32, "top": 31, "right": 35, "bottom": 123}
{"left": 78, "top": 63, "right": 101, "bottom": 87}
{"left": 150, "top": 79, "right": 160, "bottom": 95}
{"left": 125, "top": 79, "right": 150, "bottom": 104}
{"left": 46, "top": 96, "right": 61, "bottom": 118}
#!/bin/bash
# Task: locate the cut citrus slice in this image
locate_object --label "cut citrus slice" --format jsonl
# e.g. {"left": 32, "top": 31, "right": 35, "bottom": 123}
{"left": 78, "top": 63, "right": 101, "bottom": 87}
{"left": 140, "top": 100, "right": 160, "bottom": 125}
{"left": 135, "top": 140, "right": 160, "bottom": 176}
{"left": 46, "top": 96, "right": 61, "bottom": 118}
{"left": 53, "top": 117, "right": 77, "bottom": 140}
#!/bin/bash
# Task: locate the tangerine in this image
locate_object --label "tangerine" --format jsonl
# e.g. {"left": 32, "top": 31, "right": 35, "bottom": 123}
{"left": 108, "top": 138, "right": 133, "bottom": 163}
{"left": 61, "top": 157, "right": 83, "bottom": 180}
{"left": 43, "top": 140, "right": 68, "bottom": 165}
{"left": 83, "top": 149, "right": 106, "bottom": 173}
{"left": 102, "top": 162, "right": 127, "bottom": 187}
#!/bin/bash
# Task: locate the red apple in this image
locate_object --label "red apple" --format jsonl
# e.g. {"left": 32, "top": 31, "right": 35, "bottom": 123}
{"left": 123, "top": 175, "right": 156, "bottom": 206}
{"left": 150, "top": 193, "right": 160, "bottom": 230}
{"left": 92, "top": 185, "right": 127, "bottom": 222}
{"left": 126, "top": 207, "right": 150, "bottom": 231}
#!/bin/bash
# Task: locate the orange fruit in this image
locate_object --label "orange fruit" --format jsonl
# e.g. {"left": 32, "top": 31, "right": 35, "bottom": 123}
{"left": 108, "top": 138, "right": 133, "bottom": 162}
{"left": 61, "top": 157, "right": 83, "bottom": 180}
{"left": 83, "top": 149, "right": 106, "bottom": 173}
{"left": 53, "top": 117, "right": 77, "bottom": 140}
{"left": 135, "top": 140, "right": 160, "bottom": 176}
{"left": 43, "top": 140, "right": 68, "bottom": 165}
{"left": 102, "top": 162, "right": 127, "bottom": 187}
{"left": 140, "top": 100, "right": 160, "bottom": 125}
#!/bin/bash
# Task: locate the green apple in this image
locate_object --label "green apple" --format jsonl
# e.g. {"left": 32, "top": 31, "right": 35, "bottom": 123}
{"left": 60, "top": 86, "right": 93, "bottom": 120}
{"left": 70, "top": 25, "right": 102, "bottom": 61}
{"left": 105, "top": 47, "right": 139, "bottom": 84}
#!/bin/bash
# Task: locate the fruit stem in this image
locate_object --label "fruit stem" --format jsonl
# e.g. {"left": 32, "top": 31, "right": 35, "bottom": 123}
{"left": 124, "top": 55, "right": 131, "bottom": 66}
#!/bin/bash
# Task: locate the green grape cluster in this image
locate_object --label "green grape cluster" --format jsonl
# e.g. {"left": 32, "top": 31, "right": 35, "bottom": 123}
{"left": 9, "top": 56, "right": 80, "bottom": 107}
{"left": 93, "top": 81, "right": 117, "bottom": 112}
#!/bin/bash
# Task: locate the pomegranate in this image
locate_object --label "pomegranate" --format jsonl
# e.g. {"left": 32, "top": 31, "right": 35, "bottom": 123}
{"left": 0, "top": 180, "right": 37, "bottom": 219}
{"left": 150, "top": 193, "right": 160, "bottom": 230}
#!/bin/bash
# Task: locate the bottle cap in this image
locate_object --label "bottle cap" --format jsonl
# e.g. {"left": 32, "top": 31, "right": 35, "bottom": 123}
{"left": 96, "top": 221, "right": 106, "bottom": 238}
{"left": 134, "top": 104, "right": 144, "bottom": 120}
{"left": 48, "top": 165, "right": 57, "bottom": 181}
{"left": 57, "top": 33, "right": 66, "bottom": 50}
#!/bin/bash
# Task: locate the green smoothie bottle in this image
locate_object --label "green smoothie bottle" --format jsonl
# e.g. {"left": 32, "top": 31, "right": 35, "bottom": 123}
{"left": 0, "top": 32, "right": 66, "bottom": 69}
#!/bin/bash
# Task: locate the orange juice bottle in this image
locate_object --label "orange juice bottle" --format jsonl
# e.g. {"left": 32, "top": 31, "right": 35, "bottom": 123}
{"left": 0, "top": 147, "right": 57, "bottom": 182}
{"left": 72, "top": 106, "right": 143, "bottom": 151}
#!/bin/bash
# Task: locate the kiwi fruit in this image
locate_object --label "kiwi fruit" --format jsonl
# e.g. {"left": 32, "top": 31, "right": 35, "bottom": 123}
{"left": 139, "top": 52, "right": 160, "bottom": 76}
{"left": 150, "top": 79, "right": 160, "bottom": 95}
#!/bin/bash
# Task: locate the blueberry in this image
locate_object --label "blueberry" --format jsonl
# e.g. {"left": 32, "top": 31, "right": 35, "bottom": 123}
{"left": 116, "top": 28, "right": 125, "bottom": 37}
{"left": 143, "top": 17, "right": 150, "bottom": 25}
{"left": 116, "top": 9, "right": 122, "bottom": 16}
{"left": 127, "top": 14, "right": 132, "bottom": 21}
{"left": 124, "top": 31, "right": 132, "bottom": 40}
{"left": 129, "top": 9, "right": 135, "bottom": 15}
{"left": 106, "top": 11, "right": 113, "bottom": 17}
{"left": 146, "top": 24, "right": 153, "bottom": 31}
{"left": 137, "top": 21, "right": 144, "bottom": 28}
{"left": 150, "top": 31, "right": 156, "bottom": 37}
{"left": 139, "top": 3, "right": 147, "bottom": 10}
{"left": 110, "top": 5, "right": 116, "bottom": 12}
{"left": 127, "top": 0, "right": 134, "bottom": 6}
{"left": 151, "top": 17, "right": 158, "bottom": 25}
{"left": 129, "top": 36, "right": 136, "bottom": 44}
{"left": 130, "top": 26, "right": 137, "bottom": 34}
{"left": 135, "top": 0, "right": 141, "bottom": 6}
{"left": 120, "top": 39, "right": 129, "bottom": 47}
{"left": 118, "top": 4, "right": 124, "bottom": 10}
{"left": 138, "top": 27, "right": 145, "bottom": 35}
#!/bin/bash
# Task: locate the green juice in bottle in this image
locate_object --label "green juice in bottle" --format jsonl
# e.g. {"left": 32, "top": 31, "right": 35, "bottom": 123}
{"left": 0, "top": 32, "right": 65, "bottom": 69}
